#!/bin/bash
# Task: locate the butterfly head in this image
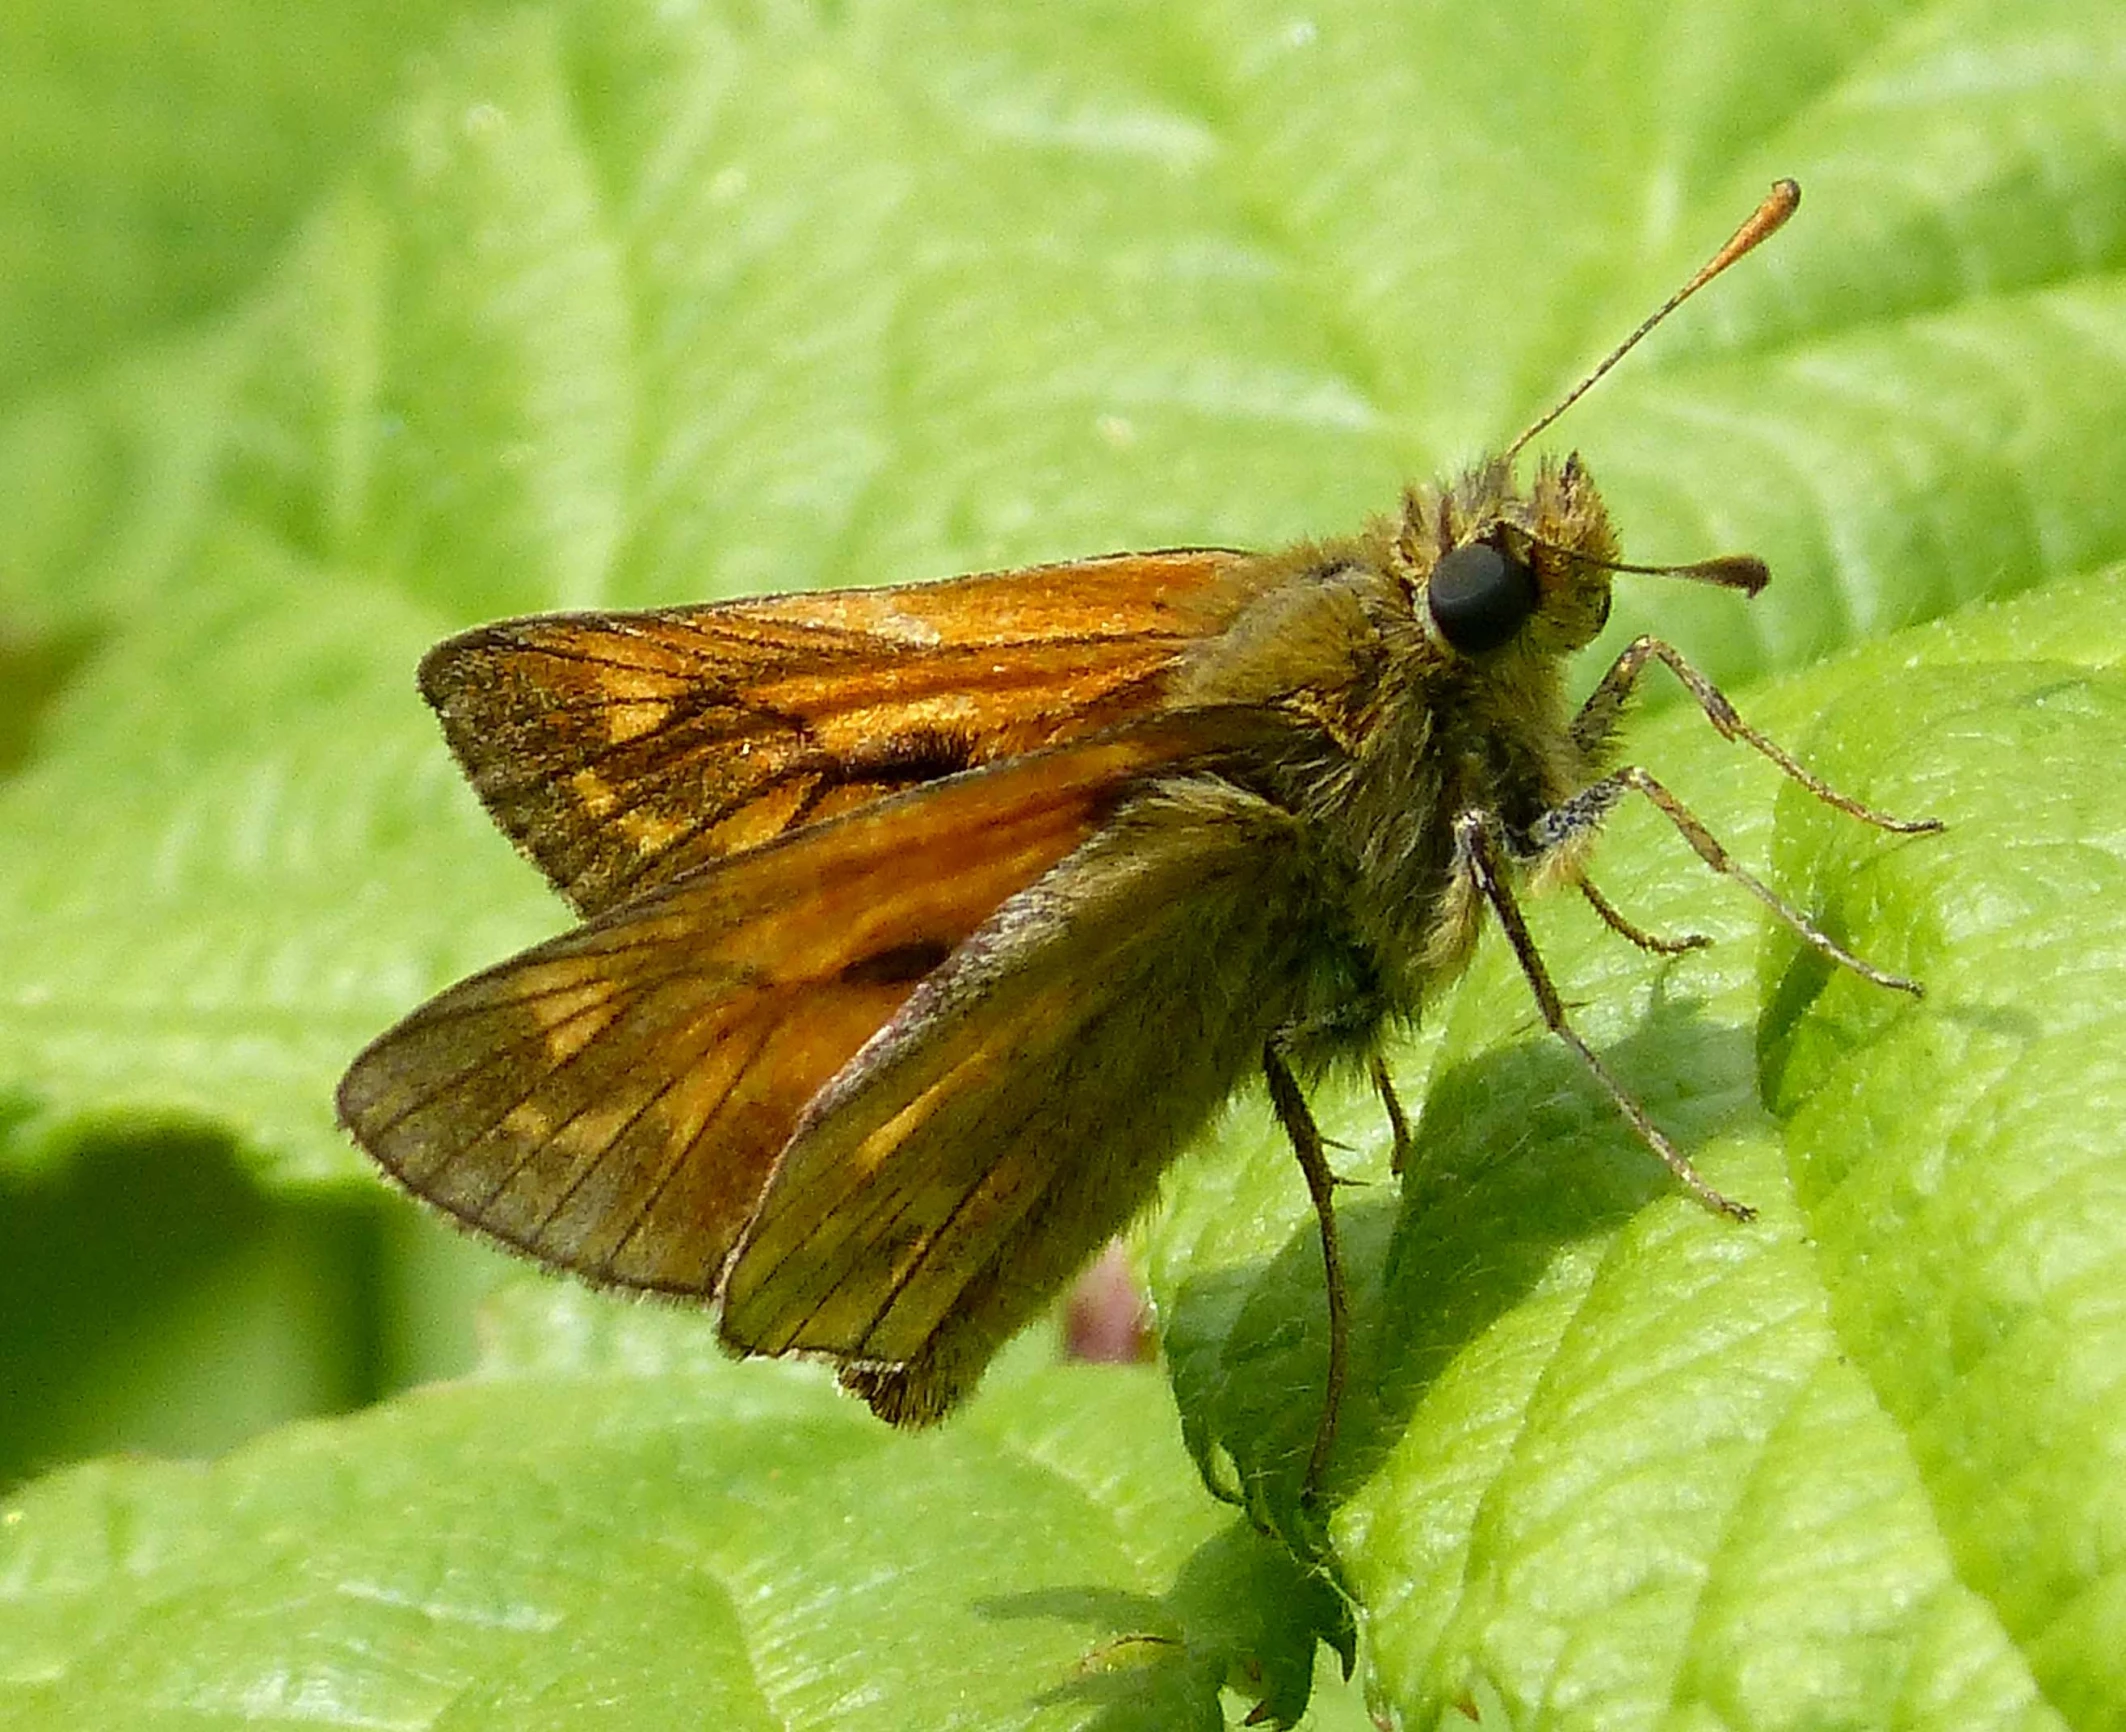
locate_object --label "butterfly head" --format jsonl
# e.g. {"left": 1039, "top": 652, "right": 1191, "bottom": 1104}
{"left": 1400, "top": 452, "right": 1765, "bottom": 671}
{"left": 1395, "top": 180, "right": 1799, "bottom": 673}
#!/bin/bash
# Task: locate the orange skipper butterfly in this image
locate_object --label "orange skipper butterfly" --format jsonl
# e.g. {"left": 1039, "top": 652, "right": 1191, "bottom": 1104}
{"left": 340, "top": 180, "right": 1937, "bottom": 1499}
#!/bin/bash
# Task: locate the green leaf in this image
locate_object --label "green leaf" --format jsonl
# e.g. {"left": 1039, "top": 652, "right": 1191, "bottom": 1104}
{"left": 0, "top": 1287, "right": 1349, "bottom": 1731}
{"left": 0, "top": 0, "right": 490, "bottom": 398}
{"left": 3, "top": 0, "right": 2124, "bottom": 1725}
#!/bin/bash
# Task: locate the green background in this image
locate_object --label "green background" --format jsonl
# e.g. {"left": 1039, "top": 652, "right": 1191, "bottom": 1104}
{"left": 3, "top": 0, "right": 2122, "bottom": 1726}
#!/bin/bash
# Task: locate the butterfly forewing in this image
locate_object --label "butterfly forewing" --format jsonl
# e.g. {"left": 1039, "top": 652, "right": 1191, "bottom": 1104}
{"left": 419, "top": 550, "right": 1248, "bottom": 916}
{"left": 337, "top": 724, "right": 1228, "bottom": 1296}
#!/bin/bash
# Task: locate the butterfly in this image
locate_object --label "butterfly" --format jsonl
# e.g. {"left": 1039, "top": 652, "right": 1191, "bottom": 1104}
{"left": 338, "top": 179, "right": 1937, "bottom": 1501}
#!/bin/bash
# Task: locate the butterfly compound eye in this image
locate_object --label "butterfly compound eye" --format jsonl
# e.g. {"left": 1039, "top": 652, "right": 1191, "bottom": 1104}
{"left": 1428, "top": 543, "right": 1539, "bottom": 654}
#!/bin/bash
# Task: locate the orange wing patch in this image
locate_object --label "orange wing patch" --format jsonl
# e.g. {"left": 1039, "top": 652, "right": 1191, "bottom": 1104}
{"left": 337, "top": 725, "right": 1223, "bottom": 1297}
{"left": 418, "top": 550, "right": 1249, "bottom": 916}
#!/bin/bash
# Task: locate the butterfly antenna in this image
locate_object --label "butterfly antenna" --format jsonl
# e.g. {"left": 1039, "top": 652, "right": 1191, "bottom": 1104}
{"left": 1505, "top": 179, "right": 1800, "bottom": 463}
{"left": 1523, "top": 540, "right": 1771, "bottom": 595}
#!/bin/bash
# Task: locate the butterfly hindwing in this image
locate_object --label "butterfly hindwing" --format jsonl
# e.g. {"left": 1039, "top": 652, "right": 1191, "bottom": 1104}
{"left": 717, "top": 771, "right": 1322, "bottom": 1423}
{"left": 337, "top": 726, "right": 1226, "bottom": 1298}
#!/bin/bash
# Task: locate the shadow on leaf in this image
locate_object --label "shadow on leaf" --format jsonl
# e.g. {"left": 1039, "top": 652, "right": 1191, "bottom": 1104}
{"left": 1169, "top": 989, "right": 1755, "bottom": 1548}
{"left": 979, "top": 1518, "right": 1353, "bottom": 1730}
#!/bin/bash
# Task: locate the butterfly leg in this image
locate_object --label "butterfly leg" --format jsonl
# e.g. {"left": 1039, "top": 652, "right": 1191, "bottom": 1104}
{"left": 1572, "top": 635, "right": 1942, "bottom": 836}
{"left": 1578, "top": 873, "right": 1711, "bottom": 956}
{"left": 1533, "top": 768, "right": 1925, "bottom": 995}
{"left": 1262, "top": 1043, "right": 1349, "bottom": 1504}
{"left": 1451, "top": 810, "right": 1754, "bottom": 1221}
{"left": 1369, "top": 1052, "right": 1415, "bottom": 1175}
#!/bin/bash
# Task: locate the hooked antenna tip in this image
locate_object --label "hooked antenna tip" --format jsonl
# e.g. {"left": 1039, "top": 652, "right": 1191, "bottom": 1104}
{"left": 1506, "top": 179, "right": 1802, "bottom": 462}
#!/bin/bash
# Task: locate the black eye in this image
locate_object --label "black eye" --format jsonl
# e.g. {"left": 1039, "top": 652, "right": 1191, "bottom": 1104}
{"left": 1428, "top": 543, "right": 1538, "bottom": 655}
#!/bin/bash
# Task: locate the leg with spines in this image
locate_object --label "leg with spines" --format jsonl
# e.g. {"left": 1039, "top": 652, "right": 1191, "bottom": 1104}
{"left": 1263, "top": 1044, "right": 1349, "bottom": 1506}
{"left": 1572, "top": 634, "right": 1943, "bottom": 839}
{"left": 1452, "top": 810, "right": 1754, "bottom": 1220}
{"left": 1533, "top": 768, "right": 1925, "bottom": 995}
{"left": 1578, "top": 874, "right": 1711, "bottom": 957}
